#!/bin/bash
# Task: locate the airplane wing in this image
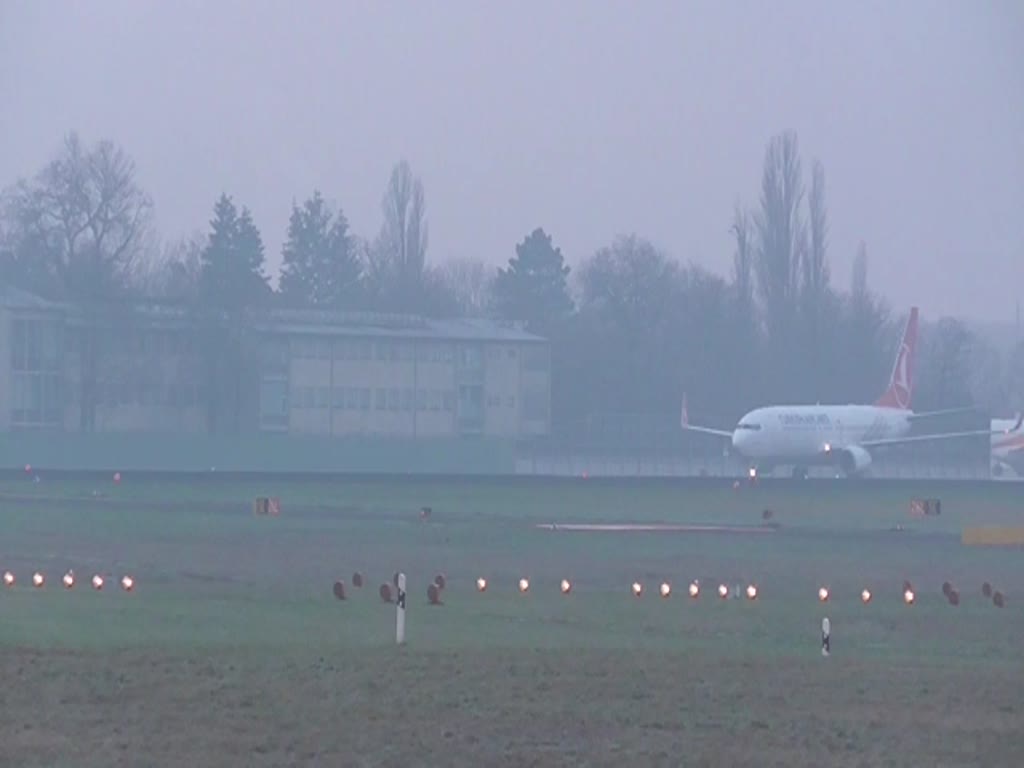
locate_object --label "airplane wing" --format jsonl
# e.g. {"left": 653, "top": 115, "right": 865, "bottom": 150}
{"left": 861, "top": 414, "right": 1023, "bottom": 449}
{"left": 907, "top": 407, "right": 984, "bottom": 422}
{"left": 680, "top": 394, "right": 733, "bottom": 438}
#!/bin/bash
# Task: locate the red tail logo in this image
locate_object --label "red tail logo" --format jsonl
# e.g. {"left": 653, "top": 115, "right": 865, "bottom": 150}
{"left": 876, "top": 307, "right": 917, "bottom": 409}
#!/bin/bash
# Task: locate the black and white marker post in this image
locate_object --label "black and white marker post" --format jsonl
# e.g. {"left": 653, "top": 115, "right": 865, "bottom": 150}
{"left": 821, "top": 617, "right": 830, "bottom": 657}
{"left": 396, "top": 572, "right": 407, "bottom": 645}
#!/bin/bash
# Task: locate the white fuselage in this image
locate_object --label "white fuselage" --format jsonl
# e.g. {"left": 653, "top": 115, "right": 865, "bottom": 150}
{"left": 729, "top": 405, "right": 912, "bottom": 462}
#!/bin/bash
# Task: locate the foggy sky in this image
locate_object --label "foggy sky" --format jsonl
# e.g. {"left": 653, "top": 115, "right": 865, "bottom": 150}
{"left": 2, "top": 0, "right": 1022, "bottom": 323}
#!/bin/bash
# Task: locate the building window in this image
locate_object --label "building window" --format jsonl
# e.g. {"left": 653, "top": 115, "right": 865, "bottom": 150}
{"left": 346, "top": 387, "right": 359, "bottom": 410}
{"left": 259, "top": 376, "right": 289, "bottom": 429}
{"left": 523, "top": 391, "right": 548, "bottom": 420}
{"left": 458, "top": 345, "right": 482, "bottom": 369}
{"left": 10, "top": 314, "right": 63, "bottom": 429}
{"left": 522, "top": 346, "right": 549, "bottom": 372}
{"left": 262, "top": 337, "right": 289, "bottom": 369}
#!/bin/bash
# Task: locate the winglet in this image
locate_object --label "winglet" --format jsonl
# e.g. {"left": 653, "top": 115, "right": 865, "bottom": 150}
{"left": 681, "top": 393, "right": 689, "bottom": 428}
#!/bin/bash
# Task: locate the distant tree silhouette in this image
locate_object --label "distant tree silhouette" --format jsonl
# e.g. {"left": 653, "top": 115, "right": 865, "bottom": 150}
{"left": 493, "top": 227, "right": 573, "bottom": 334}
{"left": 279, "top": 190, "right": 362, "bottom": 308}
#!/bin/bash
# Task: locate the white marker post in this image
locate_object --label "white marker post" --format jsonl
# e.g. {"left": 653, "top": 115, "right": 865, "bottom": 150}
{"left": 821, "top": 617, "right": 831, "bottom": 657}
{"left": 396, "top": 572, "right": 407, "bottom": 645}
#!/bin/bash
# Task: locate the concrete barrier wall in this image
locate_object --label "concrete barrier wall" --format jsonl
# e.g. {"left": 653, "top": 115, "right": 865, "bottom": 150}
{"left": 2, "top": 432, "right": 517, "bottom": 475}
{"left": 0, "top": 430, "right": 993, "bottom": 480}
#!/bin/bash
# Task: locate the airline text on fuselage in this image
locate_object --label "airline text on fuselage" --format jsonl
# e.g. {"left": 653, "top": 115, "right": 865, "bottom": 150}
{"left": 778, "top": 413, "right": 831, "bottom": 427}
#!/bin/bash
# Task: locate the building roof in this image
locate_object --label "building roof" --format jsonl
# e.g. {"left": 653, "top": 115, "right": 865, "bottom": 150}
{"left": 0, "top": 284, "right": 63, "bottom": 311}
{"left": 258, "top": 311, "right": 546, "bottom": 343}
{"left": 1, "top": 286, "right": 547, "bottom": 343}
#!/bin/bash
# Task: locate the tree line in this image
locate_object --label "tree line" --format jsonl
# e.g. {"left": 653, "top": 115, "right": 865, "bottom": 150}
{"left": 2, "top": 131, "right": 1021, "bottom": 435}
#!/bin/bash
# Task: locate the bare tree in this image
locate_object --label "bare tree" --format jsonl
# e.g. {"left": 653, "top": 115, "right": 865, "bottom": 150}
{"left": 374, "top": 159, "right": 429, "bottom": 311}
{"left": 1007, "top": 341, "right": 1024, "bottom": 414}
{"left": 5, "top": 133, "right": 153, "bottom": 299}
{"left": 1, "top": 133, "right": 153, "bottom": 430}
{"left": 836, "top": 242, "right": 893, "bottom": 402}
{"left": 437, "top": 258, "right": 493, "bottom": 317}
{"left": 727, "top": 205, "right": 761, "bottom": 411}
{"left": 803, "top": 159, "right": 829, "bottom": 302}
{"left": 917, "top": 317, "right": 976, "bottom": 410}
{"left": 754, "top": 133, "right": 804, "bottom": 319}
{"left": 851, "top": 241, "right": 868, "bottom": 299}
{"left": 730, "top": 205, "right": 754, "bottom": 315}
{"left": 753, "top": 131, "right": 805, "bottom": 397}
{"left": 132, "top": 232, "right": 204, "bottom": 301}
{"left": 800, "top": 158, "right": 831, "bottom": 399}
{"left": 968, "top": 338, "right": 1006, "bottom": 414}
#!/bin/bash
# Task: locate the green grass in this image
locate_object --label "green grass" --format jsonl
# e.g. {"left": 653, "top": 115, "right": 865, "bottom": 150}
{"left": 1, "top": 475, "right": 1023, "bottom": 765}
{"left": 2, "top": 476, "right": 1022, "bottom": 655}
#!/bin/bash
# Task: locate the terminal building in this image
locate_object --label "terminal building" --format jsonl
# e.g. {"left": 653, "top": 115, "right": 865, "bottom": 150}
{"left": 0, "top": 285, "right": 551, "bottom": 440}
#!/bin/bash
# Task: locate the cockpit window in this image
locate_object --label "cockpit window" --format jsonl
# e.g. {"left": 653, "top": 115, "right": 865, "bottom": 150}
{"left": 736, "top": 422, "right": 761, "bottom": 431}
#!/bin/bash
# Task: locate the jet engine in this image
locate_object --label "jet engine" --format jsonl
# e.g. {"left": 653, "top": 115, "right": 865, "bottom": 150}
{"left": 838, "top": 445, "right": 872, "bottom": 475}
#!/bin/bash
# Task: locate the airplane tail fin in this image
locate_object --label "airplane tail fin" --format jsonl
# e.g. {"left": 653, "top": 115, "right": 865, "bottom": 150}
{"left": 875, "top": 306, "right": 918, "bottom": 409}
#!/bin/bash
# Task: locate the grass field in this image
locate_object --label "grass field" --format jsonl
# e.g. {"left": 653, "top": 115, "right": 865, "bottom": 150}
{"left": 1, "top": 474, "right": 1023, "bottom": 767}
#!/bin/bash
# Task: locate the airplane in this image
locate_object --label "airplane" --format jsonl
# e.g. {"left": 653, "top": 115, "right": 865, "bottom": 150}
{"left": 991, "top": 416, "right": 1024, "bottom": 478}
{"left": 682, "top": 306, "right": 1023, "bottom": 478}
